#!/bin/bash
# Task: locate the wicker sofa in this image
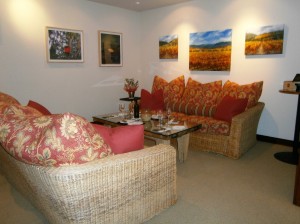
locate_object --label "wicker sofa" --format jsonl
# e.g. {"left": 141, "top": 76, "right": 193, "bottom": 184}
{"left": 144, "top": 75, "right": 265, "bottom": 159}
{"left": 0, "top": 91, "right": 177, "bottom": 224}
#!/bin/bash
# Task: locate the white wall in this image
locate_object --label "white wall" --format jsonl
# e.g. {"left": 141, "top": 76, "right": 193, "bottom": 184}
{"left": 0, "top": 0, "right": 141, "bottom": 118}
{"left": 0, "top": 0, "right": 299, "bottom": 141}
{"left": 140, "top": 0, "right": 300, "bottom": 140}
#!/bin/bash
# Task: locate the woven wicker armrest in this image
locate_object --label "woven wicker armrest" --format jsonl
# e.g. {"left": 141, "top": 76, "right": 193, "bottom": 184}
{"left": 229, "top": 102, "right": 265, "bottom": 156}
{"left": 0, "top": 144, "right": 177, "bottom": 224}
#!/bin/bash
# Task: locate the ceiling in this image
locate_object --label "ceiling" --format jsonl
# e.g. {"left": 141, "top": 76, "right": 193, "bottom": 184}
{"left": 88, "top": 0, "right": 191, "bottom": 12}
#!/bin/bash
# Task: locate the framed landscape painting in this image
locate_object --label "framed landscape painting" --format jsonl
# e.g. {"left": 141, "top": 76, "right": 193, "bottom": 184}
{"left": 245, "top": 24, "right": 284, "bottom": 55}
{"left": 189, "top": 29, "right": 232, "bottom": 71}
{"left": 46, "top": 27, "right": 83, "bottom": 63}
{"left": 98, "top": 31, "right": 122, "bottom": 67}
{"left": 159, "top": 34, "right": 178, "bottom": 59}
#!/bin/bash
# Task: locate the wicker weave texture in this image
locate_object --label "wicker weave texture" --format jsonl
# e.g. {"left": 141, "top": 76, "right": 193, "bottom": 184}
{"left": 189, "top": 102, "right": 265, "bottom": 159}
{"left": 0, "top": 144, "right": 177, "bottom": 224}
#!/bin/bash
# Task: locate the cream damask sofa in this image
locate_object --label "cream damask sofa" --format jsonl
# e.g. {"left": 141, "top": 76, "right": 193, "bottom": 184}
{"left": 0, "top": 91, "right": 177, "bottom": 224}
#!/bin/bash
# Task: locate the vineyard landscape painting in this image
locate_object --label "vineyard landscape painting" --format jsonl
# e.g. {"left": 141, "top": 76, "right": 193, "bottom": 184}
{"left": 245, "top": 24, "right": 284, "bottom": 55}
{"left": 189, "top": 29, "right": 232, "bottom": 71}
{"left": 159, "top": 34, "right": 178, "bottom": 59}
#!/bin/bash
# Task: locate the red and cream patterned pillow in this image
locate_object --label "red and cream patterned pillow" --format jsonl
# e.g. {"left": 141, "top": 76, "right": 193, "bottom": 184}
{"left": 0, "top": 113, "right": 112, "bottom": 166}
{"left": 218, "top": 80, "right": 263, "bottom": 109}
{"left": 151, "top": 75, "right": 185, "bottom": 108}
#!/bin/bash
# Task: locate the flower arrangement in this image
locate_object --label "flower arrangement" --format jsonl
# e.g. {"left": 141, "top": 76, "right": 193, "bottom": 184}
{"left": 124, "top": 78, "right": 139, "bottom": 92}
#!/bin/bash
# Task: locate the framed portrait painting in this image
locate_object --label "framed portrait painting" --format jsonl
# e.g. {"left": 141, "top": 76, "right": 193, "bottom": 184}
{"left": 98, "top": 31, "right": 122, "bottom": 67}
{"left": 45, "top": 27, "right": 84, "bottom": 63}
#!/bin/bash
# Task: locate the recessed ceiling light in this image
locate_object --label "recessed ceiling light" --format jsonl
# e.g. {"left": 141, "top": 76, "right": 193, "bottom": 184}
{"left": 136, "top": 1, "right": 140, "bottom": 5}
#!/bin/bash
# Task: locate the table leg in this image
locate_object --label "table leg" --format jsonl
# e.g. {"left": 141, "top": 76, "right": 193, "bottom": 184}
{"left": 294, "top": 155, "right": 300, "bottom": 206}
{"left": 177, "top": 134, "right": 190, "bottom": 163}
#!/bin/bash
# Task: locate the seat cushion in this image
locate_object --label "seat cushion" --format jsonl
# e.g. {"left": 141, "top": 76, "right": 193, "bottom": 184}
{"left": 171, "top": 112, "right": 231, "bottom": 135}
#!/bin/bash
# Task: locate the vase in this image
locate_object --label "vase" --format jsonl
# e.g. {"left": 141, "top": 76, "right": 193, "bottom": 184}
{"left": 128, "top": 91, "right": 135, "bottom": 99}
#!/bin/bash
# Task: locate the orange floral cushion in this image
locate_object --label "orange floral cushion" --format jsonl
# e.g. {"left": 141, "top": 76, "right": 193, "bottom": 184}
{"left": 152, "top": 75, "right": 185, "bottom": 109}
{"left": 218, "top": 80, "right": 263, "bottom": 109}
{"left": 182, "top": 78, "right": 222, "bottom": 105}
{"left": 0, "top": 91, "right": 20, "bottom": 105}
{"left": 0, "top": 103, "right": 43, "bottom": 117}
{"left": 0, "top": 113, "right": 111, "bottom": 166}
{"left": 167, "top": 101, "right": 217, "bottom": 117}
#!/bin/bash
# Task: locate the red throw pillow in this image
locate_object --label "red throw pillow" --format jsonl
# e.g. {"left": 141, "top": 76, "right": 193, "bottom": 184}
{"left": 214, "top": 96, "right": 248, "bottom": 122}
{"left": 140, "top": 89, "right": 164, "bottom": 111}
{"left": 92, "top": 124, "right": 144, "bottom": 154}
{"left": 27, "top": 100, "right": 51, "bottom": 115}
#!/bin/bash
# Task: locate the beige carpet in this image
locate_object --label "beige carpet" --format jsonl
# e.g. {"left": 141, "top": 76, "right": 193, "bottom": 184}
{"left": 0, "top": 141, "right": 300, "bottom": 224}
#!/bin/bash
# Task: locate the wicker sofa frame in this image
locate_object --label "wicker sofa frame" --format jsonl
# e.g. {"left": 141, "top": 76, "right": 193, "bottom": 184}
{"left": 0, "top": 143, "right": 177, "bottom": 224}
{"left": 189, "top": 102, "right": 265, "bottom": 159}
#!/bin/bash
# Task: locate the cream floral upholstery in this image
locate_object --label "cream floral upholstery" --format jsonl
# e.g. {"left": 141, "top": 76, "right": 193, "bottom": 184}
{"left": 0, "top": 101, "right": 112, "bottom": 167}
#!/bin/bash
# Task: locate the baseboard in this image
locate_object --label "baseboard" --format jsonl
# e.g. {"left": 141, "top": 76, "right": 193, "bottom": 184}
{"left": 257, "top": 134, "right": 293, "bottom": 147}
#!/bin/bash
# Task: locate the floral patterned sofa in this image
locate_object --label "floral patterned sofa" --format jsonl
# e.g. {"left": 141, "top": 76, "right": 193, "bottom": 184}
{"left": 141, "top": 75, "right": 264, "bottom": 159}
{"left": 0, "top": 91, "right": 177, "bottom": 224}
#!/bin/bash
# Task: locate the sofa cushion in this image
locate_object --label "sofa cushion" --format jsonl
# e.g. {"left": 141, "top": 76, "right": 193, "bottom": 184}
{"left": 0, "top": 113, "right": 112, "bottom": 166}
{"left": 0, "top": 103, "right": 43, "bottom": 117}
{"left": 27, "top": 100, "right": 51, "bottom": 115}
{"left": 93, "top": 124, "right": 144, "bottom": 154}
{"left": 167, "top": 78, "right": 222, "bottom": 117}
{"left": 182, "top": 78, "right": 222, "bottom": 105}
{"left": 214, "top": 96, "right": 248, "bottom": 122}
{"left": 171, "top": 112, "right": 230, "bottom": 135}
{"left": 140, "top": 89, "right": 164, "bottom": 111}
{"left": 0, "top": 92, "right": 20, "bottom": 105}
{"left": 218, "top": 80, "right": 263, "bottom": 109}
{"left": 152, "top": 75, "right": 185, "bottom": 108}
{"left": 167, "top": 101, "right": 217, "bottom": 117}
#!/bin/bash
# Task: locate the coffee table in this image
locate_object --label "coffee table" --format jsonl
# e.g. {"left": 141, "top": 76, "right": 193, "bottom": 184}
{"left": 92, "top": 113, "right": 202, "bottom": 163}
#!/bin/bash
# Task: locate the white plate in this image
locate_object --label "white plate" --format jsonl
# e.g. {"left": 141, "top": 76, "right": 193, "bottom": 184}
{"left": 172, "top": 125, "right": 186, "bottom": 130}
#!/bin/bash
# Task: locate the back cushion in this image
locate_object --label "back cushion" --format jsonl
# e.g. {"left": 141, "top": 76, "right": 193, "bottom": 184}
{"left": 27, "top": 100, "right": 51, "bottom": 115}
{"left": 93, "top": 124, "right": 144, "bottom": 154}
{"left": 0, "top": 103, "right": 43, "bottom": 117}
{"left": 167, "top": 78, "right": 221, "bottom": 117}
{"left": 140, "top": 89, "right": 164, "bottom": 111}
{"left": 0, "top": 113, "right": 112, "bottom": 166}
{"left": 218, "top": 80, "right": 263, "bottom": 109}
{"left": 0, "top": 91, "right": 20, "bottom": 105}
{"left": 152, "top": 75, "right": 185, "bottom": 108}
{"left": 182, "top": 78, "right": 222, "bottom": 105}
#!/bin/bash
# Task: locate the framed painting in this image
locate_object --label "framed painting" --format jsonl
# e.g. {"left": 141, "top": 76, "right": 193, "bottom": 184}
{"left": 189, "top": 29, "right": 232, "bottom": 71}
{"left": 98, "top": 31, "right": 122, "bottom": 67}
{"left": 245, "top": 24, "right": 284, "bottom": 55}
{"left": 159, "top": 34, "right": 178, "bottom": 59}
{"left": 45, "top": 27, "right": 84, "bottom": 63}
